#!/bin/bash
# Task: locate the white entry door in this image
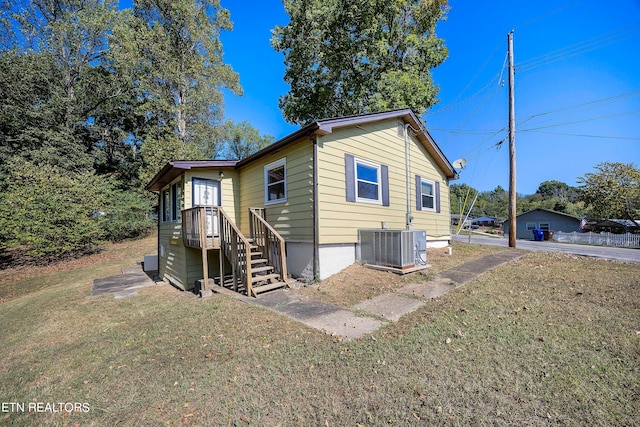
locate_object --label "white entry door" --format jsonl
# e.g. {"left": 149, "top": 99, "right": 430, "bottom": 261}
{"left": 192, "top": 178, "right": 220, "bottom": 237}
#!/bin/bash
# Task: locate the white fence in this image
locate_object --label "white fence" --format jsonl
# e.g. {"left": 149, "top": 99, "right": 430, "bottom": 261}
{"left": 554, "top": 231, "right": 640, "bottom": 248}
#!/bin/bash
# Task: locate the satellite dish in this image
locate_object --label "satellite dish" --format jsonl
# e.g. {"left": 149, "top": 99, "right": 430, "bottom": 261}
{"left": 452, "top": 158, "right": 467, "bottom": 171}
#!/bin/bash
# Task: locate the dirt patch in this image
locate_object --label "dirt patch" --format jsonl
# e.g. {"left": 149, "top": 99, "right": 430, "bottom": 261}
{"left": 293, "top": 244, "right": 509, "bottom": 307}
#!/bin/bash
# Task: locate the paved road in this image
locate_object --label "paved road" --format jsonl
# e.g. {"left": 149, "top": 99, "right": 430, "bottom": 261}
{"left": 452, "top": 234, "right": 640, "bottom": 264}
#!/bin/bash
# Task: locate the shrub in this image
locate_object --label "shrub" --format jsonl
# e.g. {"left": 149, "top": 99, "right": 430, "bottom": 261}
{"left": 101, "top": 189, "right": 156, "bottom": 242}
{"left": 0, "top": 160, "right": 107, "bottom": 258}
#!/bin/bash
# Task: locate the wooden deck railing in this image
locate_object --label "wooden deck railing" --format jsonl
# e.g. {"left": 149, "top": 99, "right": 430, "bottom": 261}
{"left": 249, "top": 208, "right": 287, "bottom": 282}
{"left": 219, "top": 207, "right": 254, "bottom": 297}
{"left": 182, "top": 206, "right": 219, "bottom": 249}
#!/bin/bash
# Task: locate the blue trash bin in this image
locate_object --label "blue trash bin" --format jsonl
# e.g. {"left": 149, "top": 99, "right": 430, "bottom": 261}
{"left": 532, "top": 229, "right": 544, "bottom": 241}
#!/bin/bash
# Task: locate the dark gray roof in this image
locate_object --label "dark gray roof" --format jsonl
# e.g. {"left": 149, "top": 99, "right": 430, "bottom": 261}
{"left": 502, "top": 208, "right": 581, "bottom": 225}
{"left": 146, "top": 160, "right": 237, "bottom": 191}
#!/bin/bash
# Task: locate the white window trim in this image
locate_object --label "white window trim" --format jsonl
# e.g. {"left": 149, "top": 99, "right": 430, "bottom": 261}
{"left": 171, "top": 182, "right": 181, "bottom": 222}
{"left": 419, "top": 177, "right": 436, "bottom": 212}
{"left": 264, "top": 157, "right": 287, "bottom": 205}
{"left": 539, "top": 222, "right": 550, "bottom": 231}
{"left": 526, "top": 223, "right": 537, "bottom": 231}
{"left": 354, "top": 157, "right": 382, "bottom": 205}
{"left": 192, "top": 177, "right": 220, "bottom": 207}
{"left": 161, "top": 188, "right": 170, "bottom": 224}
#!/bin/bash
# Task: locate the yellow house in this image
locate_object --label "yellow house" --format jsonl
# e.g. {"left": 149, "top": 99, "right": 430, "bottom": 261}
{"left": 146, "top": 109, "right": 458, "bottom": 296}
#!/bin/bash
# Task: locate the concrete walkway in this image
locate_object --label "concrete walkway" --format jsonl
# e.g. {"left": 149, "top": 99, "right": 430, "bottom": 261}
{"left": 240, "top": 250, "right": 525, "bottom": 340}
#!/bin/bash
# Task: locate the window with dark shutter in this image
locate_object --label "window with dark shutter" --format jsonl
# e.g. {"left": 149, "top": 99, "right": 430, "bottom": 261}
{"left": 416, "top": 175, "right": 440, "bottom": 213}
{"left": 345, "top": 154, "right": 389, "bottom": 206}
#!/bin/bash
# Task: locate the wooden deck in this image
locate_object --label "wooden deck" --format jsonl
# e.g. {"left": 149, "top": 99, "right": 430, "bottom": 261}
{"left": 182, "top": 206, "right": 220, "bottom": 250}
{"left": 180, "top": 206, "right": 289, "bottom": 297}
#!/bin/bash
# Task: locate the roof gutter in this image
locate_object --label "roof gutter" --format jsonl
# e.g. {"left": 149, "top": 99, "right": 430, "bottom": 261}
{"left": 237, "top": 122, "right": 320, "bottom": 168}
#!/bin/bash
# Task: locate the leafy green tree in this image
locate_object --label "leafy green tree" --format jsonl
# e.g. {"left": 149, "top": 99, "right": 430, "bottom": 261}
{"left": 101, "top": 188, "right": 156, "bottom": 241}
{"left": 271, "top": 0, "right": 449, "bottom": 124}
{"left": 536, "top": 180, "right": 580, "bottom": 203}
{"left": 9, "top": 0, "right": 121, "bottom": 128}
{"left": 0, "top": 50, "right": 94, "bottom": 175}
{"left": 0, "top": 160, "right": 108, "bottom": 258}
{"left": 114, "top": 0, "right": 242, "bottom": 182}
{"left": 449, "top": 183, "right": 475, "bottom": 216}
{"left": 578, "top": 162, "right": 640, "bottom": 225}
{"left": 1, "top": 0, "right": 136, "bottom": 180}
{"left": 212, "top": 120, "right": 274, "bottom": 160}
{"left": 0, "top": 159, "right": 155, "bottom": 258}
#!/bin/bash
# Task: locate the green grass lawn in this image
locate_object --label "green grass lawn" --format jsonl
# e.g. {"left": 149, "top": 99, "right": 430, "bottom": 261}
{"left": 1, "top": 237, "right": 638, "bottom": 426}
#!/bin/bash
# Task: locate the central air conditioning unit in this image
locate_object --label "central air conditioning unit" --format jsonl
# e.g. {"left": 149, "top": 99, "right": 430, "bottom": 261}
{"left": 357, "top": 229, "right": 427, "bottom": 269}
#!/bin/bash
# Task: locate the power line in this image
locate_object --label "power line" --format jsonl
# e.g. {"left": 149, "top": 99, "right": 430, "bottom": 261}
{"left": 460, "top": 127, "right": 507, "bottom": 160}
{"left": 520, "top": 109, "right": 640, "bottom": 132}
{"left": 429, "top": 127, "right": 502, "bottom": 135}
{"left": 518, "top": 89, "right": 640, "bottom": 123}
{"left": 516, "top": 22, "right": 640, "bottom": 73}
{"left": 524, "top": 130, "right": 640, "bottom": 140}
{"left": 432, "top": 91, "right": 639, "bottom": 139}
{"left": 437, "top": 39, "right": 505, "bottom": 109}
{"left": 514, "top": 0, "right": 583, "bottom": 32}
{"left": 429, "top": 75, "right": 505, "bottom": 148}
{"left": 427, "top": 71, "right": 502, "bottom": 116}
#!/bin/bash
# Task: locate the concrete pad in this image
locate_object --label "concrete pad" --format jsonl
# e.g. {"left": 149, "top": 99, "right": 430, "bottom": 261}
{"left": 437, "top": 270, "right": 478, "bottom": 285}
{"left": 251, "top": 289, "right": 302, "bottom": 309}
{"left": 114, "top": 289, "right": 138, "bottom": 299}
{"left": 302, "top": 310, "right": 386, "bottom": 340}
{"left": 439, "top": 251, "right": 525, "bottom": 285}
{"left": 352, "top": 293, "right": 424, "bottom": 322}
{"left": 399, "top": 281, "right": 457, "bottom": 299}
{"left": 274, "top": 300, "right": 344, "bottom": 320}
{"left": 249, "top": 289, "right": 386, "bottom": 340}
{"left": 92, "top": 266, "right": 156, "bottom": 297}
{"left": 121, "top": 265, "right": 143, "bottom": 274}
{"left": 453, "top": 251, "right": 524, "bottom": 274}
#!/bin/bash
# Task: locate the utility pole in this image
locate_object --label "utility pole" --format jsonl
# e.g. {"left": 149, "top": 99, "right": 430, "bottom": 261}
{"left": 508, "top": 30, "right": 517, "bottom": 248}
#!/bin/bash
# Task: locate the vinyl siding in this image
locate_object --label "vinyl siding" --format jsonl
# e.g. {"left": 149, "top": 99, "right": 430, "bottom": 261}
{"left": 185, "top": 248, "right": 231, "bottom": 287}
{"left": 158, "top": 170, "right": 239, "bottom": 289}
{"left": 159, "top": 221, "right": 188, "bottom": 289}
{"left": 506, "top": 209, "right": 581, "bottom": 239}
{"left": 183, "top": 169, "right": 239, "bottom": 287}
{"left": 183, "top": 169, "right": 240, "bottom": 224}
{"left": 316, "top": 119, "right": 451, "bottom": 245}
{"left": 238, "top": 139, "right": 314, "bottom": 240}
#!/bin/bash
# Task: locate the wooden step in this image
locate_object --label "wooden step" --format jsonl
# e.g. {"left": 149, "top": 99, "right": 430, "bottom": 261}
{"left": 251, "top": 265, "right": 274, "bottom": 274}
{"left": 250, "top": 258, "right": 268, "bottom": 265}
{"left": 251, "top": 273, "right": 280, "bottom": 283}
{"left": 253, "top": 281, "right": 289, "bottom": 294}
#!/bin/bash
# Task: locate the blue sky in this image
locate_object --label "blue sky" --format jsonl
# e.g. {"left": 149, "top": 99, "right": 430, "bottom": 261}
{"left": 122, "top": 0, "right": 640, "bottom": 195}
